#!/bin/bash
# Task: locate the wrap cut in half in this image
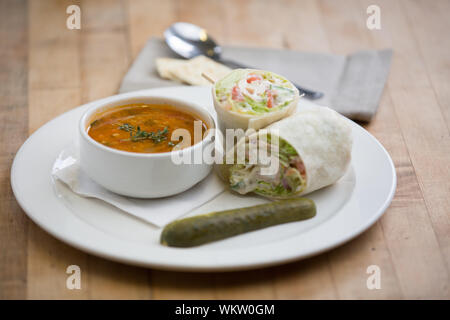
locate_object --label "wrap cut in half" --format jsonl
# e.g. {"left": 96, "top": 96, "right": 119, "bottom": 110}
{"left": 218, "top": 107, "right": 353, "bottom": 199}
{"left": 212, "top": 69, "right": 300, "bottom": 131}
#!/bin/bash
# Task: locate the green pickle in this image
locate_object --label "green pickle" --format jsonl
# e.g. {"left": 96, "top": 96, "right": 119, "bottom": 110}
{"left": 160, "top": 198, "right": 316, "bottom": 247}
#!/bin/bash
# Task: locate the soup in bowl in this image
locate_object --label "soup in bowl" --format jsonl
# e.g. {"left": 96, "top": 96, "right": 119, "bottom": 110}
{"left": 87, "top": 104, "right": 208, "bottom": 154}
{"left": 79, "top": 96, "right": 216, "bottom": 198}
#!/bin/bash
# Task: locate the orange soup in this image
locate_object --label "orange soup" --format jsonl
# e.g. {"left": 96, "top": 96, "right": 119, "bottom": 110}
{"left": 87, "top": 104, "right": 208, "bottom": 153}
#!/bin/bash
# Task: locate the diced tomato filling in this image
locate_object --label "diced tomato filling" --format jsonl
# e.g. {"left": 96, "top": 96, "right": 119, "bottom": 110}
{"left": 231, "top": 85, "right": 244, "bottom": 101}
{"left": 294, "top": 159, "right": 306, "bottom": 176}
{"left": 267, "top": 90, "right": 273, "bottom": 108}
{"left": 246, "top": 74, "right": 262, "bottom": 83}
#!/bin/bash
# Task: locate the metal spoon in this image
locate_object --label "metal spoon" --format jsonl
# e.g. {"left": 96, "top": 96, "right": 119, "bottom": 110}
{"left": 164, "top": 22, "right": 324, "bottom": 100}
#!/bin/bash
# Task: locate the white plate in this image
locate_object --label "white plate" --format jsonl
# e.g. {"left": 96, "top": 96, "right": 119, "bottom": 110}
{"left": 11, "top": 87, "right": 396, "bottom": 271}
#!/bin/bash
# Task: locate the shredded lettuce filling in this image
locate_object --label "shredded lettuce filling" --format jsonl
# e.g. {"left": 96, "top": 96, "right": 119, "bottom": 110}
{"left": 228, "top": 135, "right": 307, "bottom": 197}
{"left": 215, "top": 70, "right": 296, "bottom": 115}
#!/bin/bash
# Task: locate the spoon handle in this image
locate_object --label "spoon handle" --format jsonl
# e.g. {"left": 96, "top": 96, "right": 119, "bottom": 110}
{"left": 217, "top": 58, "right": 324, "bottom": 100}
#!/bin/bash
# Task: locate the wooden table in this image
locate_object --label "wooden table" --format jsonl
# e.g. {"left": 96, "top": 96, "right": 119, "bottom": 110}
{"left": 1, "top": 0, "right": 449, "bottom": 299}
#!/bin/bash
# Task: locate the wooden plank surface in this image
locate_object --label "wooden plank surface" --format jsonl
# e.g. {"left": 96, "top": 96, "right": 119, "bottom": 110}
{"left": 0, "top": 0, "right": 449, "bottom": 299}
{"left": 0, "top": 0, "right": 29, "bottom": 300}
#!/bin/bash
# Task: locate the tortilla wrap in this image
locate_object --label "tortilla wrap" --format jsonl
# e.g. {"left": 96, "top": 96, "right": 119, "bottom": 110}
{"left": 213, "top": 90, "right": 298, "bottom": 130}
{"left": 212, "top": 69, "right": 300, "bottom": 131}
{"left": 219, "top": 107, "right": 352, "bottom": 198}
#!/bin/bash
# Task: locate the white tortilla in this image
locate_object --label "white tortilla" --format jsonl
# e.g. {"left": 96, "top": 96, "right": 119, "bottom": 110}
{"left": 268, "top": 107, "right": 352, "bottom": 196}
{"left": 220, "top": 107, "right": 352, "bottom": 198}
{"left": 155, "top": 58, "right": 185, "bottom": 82}
{"left": 174, "top": 55, "right": 231, "bottom": 86}
{"left": 156, "top": 56, "right": 231, "bottom": 86}
{"left": 212, "top": 69, "right": 300, "bottom": 131}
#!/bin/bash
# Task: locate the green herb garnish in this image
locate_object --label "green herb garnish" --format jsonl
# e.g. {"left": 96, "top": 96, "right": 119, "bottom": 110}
{"left": 118, "top": 123, "right": 169, "bottom": 143}
{"left": 118, "top": 123, "right": 134, "bottom": 132}
{"left": 90, "top": 119, "right": 101, "bottom": 127}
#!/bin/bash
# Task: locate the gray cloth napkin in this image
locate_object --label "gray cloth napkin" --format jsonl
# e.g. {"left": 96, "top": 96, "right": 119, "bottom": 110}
{"left": 119, "top": 38, "right": 392, "bottom": 122}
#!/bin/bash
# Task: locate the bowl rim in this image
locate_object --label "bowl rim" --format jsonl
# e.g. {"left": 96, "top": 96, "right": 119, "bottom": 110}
{"left": 79, "top": 95, "right": 216, "bottom": 159}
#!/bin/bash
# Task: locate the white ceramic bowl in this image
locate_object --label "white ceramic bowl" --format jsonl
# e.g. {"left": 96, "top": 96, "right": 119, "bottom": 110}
{"left": 79, "top": 96, "right": 216, "bottom": 198}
